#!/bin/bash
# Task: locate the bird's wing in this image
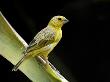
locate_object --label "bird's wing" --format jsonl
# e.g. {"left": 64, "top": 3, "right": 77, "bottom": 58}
{"left": 26, "top": 28, "right": 55, "bottom": 52}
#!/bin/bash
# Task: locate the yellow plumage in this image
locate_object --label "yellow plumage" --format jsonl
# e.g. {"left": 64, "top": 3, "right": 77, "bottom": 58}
{"left": 12, "top": 16, "right": 69, "bottom": 71}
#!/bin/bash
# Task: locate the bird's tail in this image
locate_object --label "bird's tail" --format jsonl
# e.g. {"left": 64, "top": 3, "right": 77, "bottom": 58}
{"left": 12, "top": 56, "right": 25, "bottom": 71}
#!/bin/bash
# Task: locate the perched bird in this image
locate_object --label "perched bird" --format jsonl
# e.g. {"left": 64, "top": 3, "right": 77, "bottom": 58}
{"left": 12, "top": 16, "right": 69, "bottom": 71}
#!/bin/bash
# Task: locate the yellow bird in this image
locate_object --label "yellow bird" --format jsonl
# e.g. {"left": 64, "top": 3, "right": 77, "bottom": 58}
{"left": 12, "top": 16, "right": 69, "bottom": 71}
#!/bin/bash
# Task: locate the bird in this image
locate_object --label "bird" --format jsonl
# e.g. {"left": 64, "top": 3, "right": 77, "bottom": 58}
{"left": 12, "top": 16, "right": 69, "bottom": 71}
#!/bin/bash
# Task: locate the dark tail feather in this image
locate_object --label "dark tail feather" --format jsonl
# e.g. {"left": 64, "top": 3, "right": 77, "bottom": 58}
{"left": 12, "top": 56, "right": 25, "bottom": 71}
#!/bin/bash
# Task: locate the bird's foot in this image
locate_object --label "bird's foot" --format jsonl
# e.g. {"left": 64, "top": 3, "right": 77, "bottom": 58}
{"left": 37, "top": 56, "right": 59, "bottom": 73}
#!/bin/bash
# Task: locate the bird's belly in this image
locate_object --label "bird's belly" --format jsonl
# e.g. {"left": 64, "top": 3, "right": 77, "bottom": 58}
{"left": 30, "top": 44, "right": 54, "bottom": 57}
{"left": 39, "top": 43, "right": 56, "bottom": 57}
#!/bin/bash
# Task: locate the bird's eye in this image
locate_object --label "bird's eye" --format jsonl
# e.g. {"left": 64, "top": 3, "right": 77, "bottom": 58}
{"left": 58, "top": 18, "right": 62, "bottom": 20}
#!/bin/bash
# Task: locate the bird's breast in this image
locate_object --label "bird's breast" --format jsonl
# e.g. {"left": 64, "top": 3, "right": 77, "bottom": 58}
{"left": 54, "top": 30, "right": 62, "bottom": 42}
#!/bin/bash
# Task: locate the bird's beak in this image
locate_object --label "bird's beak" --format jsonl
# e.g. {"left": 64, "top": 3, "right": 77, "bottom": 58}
{"left": 63, "top": 18, "right": 69, "bottom": 24}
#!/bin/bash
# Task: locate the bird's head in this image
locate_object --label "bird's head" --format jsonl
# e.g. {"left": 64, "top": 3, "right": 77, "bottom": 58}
{"left": 48, "top": 16, "right": 69, "bottom": 29}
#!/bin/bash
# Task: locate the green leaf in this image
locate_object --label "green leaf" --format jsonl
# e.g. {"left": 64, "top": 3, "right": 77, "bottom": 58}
{"left": 0, "top": 11, "right": 69, "bottom": 82}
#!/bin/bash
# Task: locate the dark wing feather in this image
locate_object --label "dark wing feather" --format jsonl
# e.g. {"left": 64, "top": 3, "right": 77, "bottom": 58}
{"left": 26, "top": 29, "right": 55, "bottom": 53}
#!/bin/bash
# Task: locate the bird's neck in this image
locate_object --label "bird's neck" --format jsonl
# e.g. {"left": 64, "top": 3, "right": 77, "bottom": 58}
{"left": 48, "top": 24, "right": 62, "bottom": 30}
{"left": 48, "top": 21, "right": 63, "bottom": 30}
